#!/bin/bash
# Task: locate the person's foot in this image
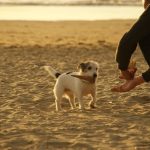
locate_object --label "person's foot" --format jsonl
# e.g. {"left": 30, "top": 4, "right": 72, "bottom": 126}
{"left": 111, "top": 81, "right": 136, "bottom": 92}
{"left": 119, "top": 67, "right": 137, "bottom": 80}
{"left": 111, "top": 76, "right": 144, "bottom": 92}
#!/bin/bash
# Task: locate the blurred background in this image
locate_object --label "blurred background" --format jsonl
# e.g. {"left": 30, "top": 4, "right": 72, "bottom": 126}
{"left": 0, "top": 0, "right": 142, "bottom": 6}
{"left": 0, "top": 0, "right": 144, "bottom": 21}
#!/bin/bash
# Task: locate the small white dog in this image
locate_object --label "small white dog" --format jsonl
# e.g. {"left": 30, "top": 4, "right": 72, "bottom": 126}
{"left": 44, "top": 61, "right": 99, "bottom": 111}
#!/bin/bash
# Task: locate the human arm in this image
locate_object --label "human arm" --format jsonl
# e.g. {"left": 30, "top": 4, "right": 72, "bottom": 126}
{"left": 116, "top": 6, "right": 150, "bottom": 71}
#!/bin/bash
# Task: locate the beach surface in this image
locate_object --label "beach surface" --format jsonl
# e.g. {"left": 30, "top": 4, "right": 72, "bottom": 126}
{"left": 0, "top": 20, "right": 150, "bottom": 150}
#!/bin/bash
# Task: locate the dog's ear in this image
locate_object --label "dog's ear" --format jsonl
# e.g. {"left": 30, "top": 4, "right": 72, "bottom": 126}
{"left": 78, "top": 63, "right": 86, "bottom": 71}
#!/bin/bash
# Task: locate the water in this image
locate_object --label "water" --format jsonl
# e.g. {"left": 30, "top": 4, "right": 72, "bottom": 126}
{"left": 0, "top": 5, "right": 144, "bottom": 21}
{"left": 0, "top": 0, "right": 142, "bottom": 6}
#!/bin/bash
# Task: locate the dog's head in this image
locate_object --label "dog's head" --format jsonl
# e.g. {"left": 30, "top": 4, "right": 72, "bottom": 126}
{"left": 78, "top": 61, "right": 99, "bottom": 81}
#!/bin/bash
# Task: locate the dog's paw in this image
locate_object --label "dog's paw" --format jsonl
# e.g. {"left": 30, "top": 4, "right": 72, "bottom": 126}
{"left": 90, "top": 104, "right": 97, "bottom": 109}
{"left": 79, "top": 107, "right": 86, "bottom": 112}
{"left": 55, "top": 108, "right": 63, "bottom": 112}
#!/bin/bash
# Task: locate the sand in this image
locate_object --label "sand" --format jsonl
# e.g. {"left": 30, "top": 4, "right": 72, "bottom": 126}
{"left": 0, "top": 20, "right": 150, "bottom": 150}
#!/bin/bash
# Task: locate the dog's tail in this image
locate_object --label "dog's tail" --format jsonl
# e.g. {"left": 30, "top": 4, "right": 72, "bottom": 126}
{"left": 43, "top": 66, "right": 61, "bottom": 79}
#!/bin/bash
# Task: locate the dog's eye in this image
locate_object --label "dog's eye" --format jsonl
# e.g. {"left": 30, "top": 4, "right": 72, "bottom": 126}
{"left": 88, "top": 66, "right": 92, "bottom": 70}
{"left": 96, "top": 68, "right": 98, "bottom": 71}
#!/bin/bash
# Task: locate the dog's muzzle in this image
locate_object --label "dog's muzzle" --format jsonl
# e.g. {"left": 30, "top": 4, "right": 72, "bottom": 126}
{"left": 93, "top": 73, "right": 97, "bottom": 83}
{"left": 93, "top": 73, "right": 97, "bottom": 78}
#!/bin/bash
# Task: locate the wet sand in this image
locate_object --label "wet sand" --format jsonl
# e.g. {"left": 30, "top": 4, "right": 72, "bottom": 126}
{"left": 0, "top": 20, "right": 150, "bottom": 150}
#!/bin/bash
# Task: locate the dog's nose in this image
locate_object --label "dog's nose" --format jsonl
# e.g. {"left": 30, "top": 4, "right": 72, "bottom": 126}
{"left": 93, "top": 73, "right": 97, "bottom": 78}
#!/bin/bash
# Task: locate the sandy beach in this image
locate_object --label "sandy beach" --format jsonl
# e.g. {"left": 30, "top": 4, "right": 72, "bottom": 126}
{"left": 0, "top": 20, "right": 150, "bottom": 150}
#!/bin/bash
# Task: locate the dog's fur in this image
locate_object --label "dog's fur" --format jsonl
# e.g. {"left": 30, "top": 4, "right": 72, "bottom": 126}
{"left": 44, "top": 61, "right": 99, "bottom": 111}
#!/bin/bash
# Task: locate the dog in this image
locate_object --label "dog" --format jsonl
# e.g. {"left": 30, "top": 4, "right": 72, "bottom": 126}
{"left": 44, "top": 61, "right": 99, "bottom": 111}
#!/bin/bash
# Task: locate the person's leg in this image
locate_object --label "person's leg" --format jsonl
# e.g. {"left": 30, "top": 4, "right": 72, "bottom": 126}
{"left": 139, "top": 37, "right": 150, "bottom": 82}
{"left": 139, "top": 37, "right": 150, "bottom": 67}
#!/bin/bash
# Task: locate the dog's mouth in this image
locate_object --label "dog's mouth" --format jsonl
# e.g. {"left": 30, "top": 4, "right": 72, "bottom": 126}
{"left": 92, "top": 74, "right": 97, "bottom": 81}
{"left": 93, "top": 77, "right": 97, "bottom": 83}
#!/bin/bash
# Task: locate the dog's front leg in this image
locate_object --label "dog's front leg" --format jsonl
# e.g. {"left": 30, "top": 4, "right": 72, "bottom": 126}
{"left": 77, "top": 95, "right": 84, "bottom": 110}
{"left": 89, "top": 90, "right": 97, "bottom": 108}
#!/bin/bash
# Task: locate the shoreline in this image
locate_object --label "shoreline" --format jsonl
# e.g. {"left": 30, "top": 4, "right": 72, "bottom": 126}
{"left": 0, "top": 6, "right": 143, "bottom": 21}
{"left": 0, "top": 4, "right": 142, "bottom": 6}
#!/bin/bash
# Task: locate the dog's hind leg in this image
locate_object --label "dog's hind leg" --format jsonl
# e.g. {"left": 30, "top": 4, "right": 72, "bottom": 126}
{"left": 53, "top": 88, "right": 63, "bottom": 111}
{"left": 68, "top": 95, "right": 76, "bottom": 109}
{"left": 55, "top": 98, "right": 62, "bottom": 111}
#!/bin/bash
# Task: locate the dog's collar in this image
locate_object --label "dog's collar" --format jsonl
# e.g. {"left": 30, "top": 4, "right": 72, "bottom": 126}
{"left": 80, "top": 78, "right": 96, "bottom": 84}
